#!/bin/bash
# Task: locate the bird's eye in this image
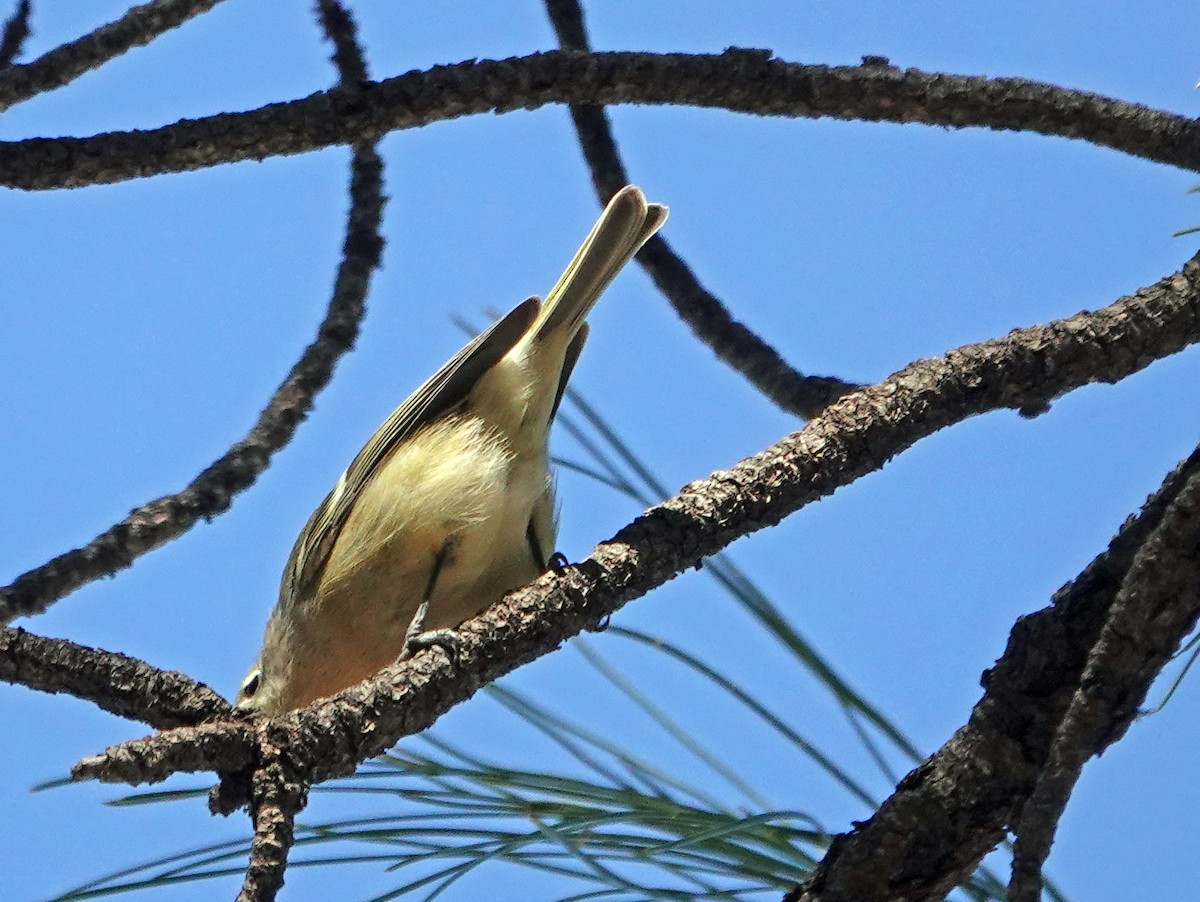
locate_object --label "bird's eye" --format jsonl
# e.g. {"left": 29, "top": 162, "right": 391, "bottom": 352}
{"left": 240, "top": 670, "right": 261, "bottom": 700}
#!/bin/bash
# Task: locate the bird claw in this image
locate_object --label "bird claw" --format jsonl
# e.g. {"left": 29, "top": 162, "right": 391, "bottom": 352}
{"left": 398, "top": 601, "right": 462, "bottom": 662}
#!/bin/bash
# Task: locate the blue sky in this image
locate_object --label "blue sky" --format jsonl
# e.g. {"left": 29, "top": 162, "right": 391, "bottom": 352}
{"left": 3, "top": 2, "right": 1200, "bottom": 900}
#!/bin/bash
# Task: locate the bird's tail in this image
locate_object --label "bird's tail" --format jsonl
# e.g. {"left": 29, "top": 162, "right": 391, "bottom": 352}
{"left": 530, "top": 185, "right": 668, "bottom": 346}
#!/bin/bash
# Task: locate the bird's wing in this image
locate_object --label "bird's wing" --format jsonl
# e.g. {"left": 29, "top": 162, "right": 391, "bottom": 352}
{"left": 280, "top": 297, "right": 541, "bottom": 606}
{"left": 549, "top": 323, "right": 588, "bottom": 423}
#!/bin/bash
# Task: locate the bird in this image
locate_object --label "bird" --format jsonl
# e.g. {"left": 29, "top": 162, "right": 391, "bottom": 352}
{"left": 235, "top": 186, "right": 668, "bottom": 714}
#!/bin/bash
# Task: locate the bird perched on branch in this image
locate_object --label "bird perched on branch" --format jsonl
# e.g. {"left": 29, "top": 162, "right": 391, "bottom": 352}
{"left": 236, "top": 186, "right": 668, "bottom": 714}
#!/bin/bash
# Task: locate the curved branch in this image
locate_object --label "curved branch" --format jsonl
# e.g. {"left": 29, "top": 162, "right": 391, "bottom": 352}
{"left": 0, "top": 0, "right": 227, "bottom": 111}
{"left": 0, "top": 65, "right": 388, "bottom": 625}
{"left": 0, "top": 0, "right": 31, "bottom": 69}
{"left": 546, "top": 1, "right": 856, "bottom": 418}
{"left": 0, "top": 626, "right": 230, "bottom": 728}
{"left": 790, "top": 443, "right": 1200, "bottom": 902}
{"left": 638, "top": 240, "right": 860, "bottom": 416}
{"left": 72, "top": 16, "right": 383, "bottom": 850}
{"left": 1007, "top": 459, "right": 1200, "bottom": 900}
{"left": 72, "top": 251, "right": 1200, "bottom": 789}
{"left": 2, "top": 50, "right": 1198, "bottom": 191}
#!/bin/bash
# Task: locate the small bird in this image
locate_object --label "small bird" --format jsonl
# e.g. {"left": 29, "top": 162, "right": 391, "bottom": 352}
{"left": 236, "top": 186, "right": 668, "bottom": 714}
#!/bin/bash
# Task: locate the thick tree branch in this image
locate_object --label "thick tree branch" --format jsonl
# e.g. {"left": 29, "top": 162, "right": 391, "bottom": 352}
{"left": 788, "top": 443, "right": 1200, "bottom": 902}
{"left": 235, "top": 740, "right": 307, "bottom": 902}
{"left": 0, "top": 626, "right": 229, "bottom": 728}
{"left": 71, "top": 251, "right": 1200, "bottom": 789}
{"left": 1007, "top": 460, "right": 1200, "bottom": 901}
{"left": 0, "top": 56, "right": 387, "bottom": 625}
{"left": 0, "top": 0, "right": 226, "bottom": 111}
{"left": 3, "top": 51, "right": 1198, "bottom": 191}
{"left": 545, "top": 1, "right": 856, "bottom": 418}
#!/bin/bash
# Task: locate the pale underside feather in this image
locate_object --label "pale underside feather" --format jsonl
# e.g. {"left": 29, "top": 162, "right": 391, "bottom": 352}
{"left": 244, "top": 187, "right": 671, "bottom": 713}
{"left": 282, "top": 297, "right": 540, "bottom": 607}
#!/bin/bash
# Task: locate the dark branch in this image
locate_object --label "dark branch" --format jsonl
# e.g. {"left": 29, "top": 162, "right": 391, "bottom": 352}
{"left": 3, "top": 51, "right": 1198, "bottom": 191}
{"left": 637, "top": 239, "right": 860, "bottom": 416}
{"left": 69, "top": 0, "right": 385, "bottom": 802}
{"left": 789, "top": 443, "right": 1200, "bottom": 902}
{"left": 71, "top": 251, "right": 1200, "bottom": 789}
{"left": 0, "top": 16, "right": 387, "bottom": 623}
{"left": 315, "top": 0, "right": 367, "bottom": 87}
{"left": 0, "top": 626, "right": 229, "bottom": 728}
{"left": 235, "top": 742, "right": 308, "bottom": 902}
{"left": 74, "top": 719, "right": 253, "bottom": 784}
{"left": 545, "top": 1, "right": 855, "bottom": 418}
{"left": 0, "top": 0, "right": 226, "bottom": 111}
{"left": 0, "top": 251, "right": 369, "bottom": 623}
{"left": 1007, "top": 457, "right": 1200, "bottom": 900}
{"left": 0, "top": 0, "right": 31, "bottom": 69}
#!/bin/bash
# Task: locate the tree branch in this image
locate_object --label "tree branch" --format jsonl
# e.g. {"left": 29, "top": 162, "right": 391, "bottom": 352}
{"left": 74, "top": 719, "right": 253, "bottom": 784}
{"left": 0, "top": 626, "right": 229, "bottom": 728}
{"left": 70, "top": 251, "right": 1200, "bottom": 789}
{"left": 3, "top": 51, "right": 1198, "bottom": 191}
{"left": 545, "top": 1, "right": 856, "bottom": 419}
{"left": 788, "top": 442, "right": 1200, "bottom": 902}
{"left": 235, "top": 740, "right": 308, "bottom": 902}
{"left": 0, "top": 0, "right": 227, "bottom": 111}
{"left": 0, "top": 28, "right": 387, "bottom": 624}
{"left": 226, "top": 12, "right": 388, "bottom": 892}
{"left": 0, "top": 0, "right": 31, "bottom": 69}
{"left": 314, "top": 0, "right": 367, "bottom": 87}
{"left": 1007, "top": 457, "right": 1200, "bottom": 900}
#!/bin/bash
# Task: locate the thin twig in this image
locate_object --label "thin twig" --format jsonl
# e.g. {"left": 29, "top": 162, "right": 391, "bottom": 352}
{"left": 0, "top": 9, "right": 388, "bottom": 625}
{"left": 545, "top": 0, "right": 857, "bottom": 418}
{"left": 4, "top": 51, "right": 1200, "bottom": 191}
{"left": 0, "top": 0, "right": 31, "bottom": 69}
{"left": 71, "top": 251, "right": 1200, "bottom": 790}
{"left": 0, "top": 0, "right": 227, "bottom": 111}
